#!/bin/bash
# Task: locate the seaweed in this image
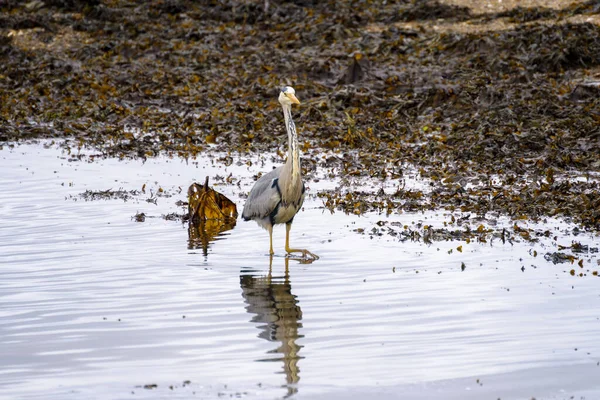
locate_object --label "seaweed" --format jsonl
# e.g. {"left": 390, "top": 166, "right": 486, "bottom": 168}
{"left": 1, "top": 0, "right": 599, "bottom": 232}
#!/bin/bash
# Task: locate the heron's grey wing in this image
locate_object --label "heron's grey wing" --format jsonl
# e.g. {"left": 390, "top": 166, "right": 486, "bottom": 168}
{"left": 242, "top": 167, "right": 283, "bottom": 220}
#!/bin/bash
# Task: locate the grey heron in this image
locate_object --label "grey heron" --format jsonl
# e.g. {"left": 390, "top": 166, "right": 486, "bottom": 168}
{"left": 242, "top": 86, "right": 319, "bottom": 260}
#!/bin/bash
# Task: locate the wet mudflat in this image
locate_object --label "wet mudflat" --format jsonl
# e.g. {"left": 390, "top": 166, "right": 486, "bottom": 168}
{"left": 1, "top": 143, "right": 599, "bottom": 400}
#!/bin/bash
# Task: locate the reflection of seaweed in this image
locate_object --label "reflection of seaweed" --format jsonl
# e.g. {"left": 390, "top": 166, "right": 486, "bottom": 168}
{"left": 187, "top": 218, "right": 236, "bottom": 255}
{"left": 240, "top": 257, "right": 303, "bottom": 397}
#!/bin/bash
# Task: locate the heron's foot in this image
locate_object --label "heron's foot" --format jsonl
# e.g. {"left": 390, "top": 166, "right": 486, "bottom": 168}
{"left": 285, "top": 247, "right": 319, "bottom": 260}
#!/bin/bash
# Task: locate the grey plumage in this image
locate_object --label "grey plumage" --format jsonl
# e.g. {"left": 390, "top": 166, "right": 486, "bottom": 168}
{"left": 242, "top": 167, "right": 282, "bottom": 224}
{"left": 242, "top": 87, "right": 318, "bottom": 260}
{"left": 242, "top": 165, "right": 305, "bottom": 228}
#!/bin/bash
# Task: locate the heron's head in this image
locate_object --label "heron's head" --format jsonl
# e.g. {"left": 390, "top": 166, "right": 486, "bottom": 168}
{"left": 278, "top": 86, "right": 300, "bottom": 106}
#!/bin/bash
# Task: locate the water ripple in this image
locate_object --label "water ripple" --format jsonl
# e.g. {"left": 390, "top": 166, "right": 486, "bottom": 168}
{"left": 1, "top": 144, "right": 600, "bottom": 399}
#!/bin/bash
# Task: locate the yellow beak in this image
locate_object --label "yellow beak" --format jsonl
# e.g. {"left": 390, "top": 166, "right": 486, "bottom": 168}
{"left": 288, "top": 93, "right": 300, "bottom": 105}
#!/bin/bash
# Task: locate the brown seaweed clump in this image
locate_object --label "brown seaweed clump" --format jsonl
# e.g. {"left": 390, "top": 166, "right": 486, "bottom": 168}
{"left": 187, "top": 177, "right": 238, "bottom": 223}
{"left": 186, "top": 177, "right": 238, "bottom": 255}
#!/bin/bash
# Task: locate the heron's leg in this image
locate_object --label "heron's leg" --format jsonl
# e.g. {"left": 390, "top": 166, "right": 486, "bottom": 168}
{"left": 285, "top": 222, "right": 319, "bottom": 260}
{"left": 268, "top": 225, "right": 274, "bottom": 256}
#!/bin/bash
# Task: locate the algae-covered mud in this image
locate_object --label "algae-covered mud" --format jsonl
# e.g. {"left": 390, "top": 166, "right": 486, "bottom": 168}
{"left": 1, "top": 0, "right": 600, "bottom": 399}
{"left": 1, "top": 0, "right": 599, "bottom": 232}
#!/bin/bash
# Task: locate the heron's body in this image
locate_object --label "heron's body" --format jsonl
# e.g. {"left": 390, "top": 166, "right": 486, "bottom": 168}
{"left": 242, "top": 87, "right": 318, "bottom": 260}
{"left": 242, "top": 165, "right": 305, "bottom": 229}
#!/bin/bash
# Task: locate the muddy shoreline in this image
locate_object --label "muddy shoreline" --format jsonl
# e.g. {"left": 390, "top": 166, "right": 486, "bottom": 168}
{"left": 1, "top": 0, "right": 599, "bottom": 231}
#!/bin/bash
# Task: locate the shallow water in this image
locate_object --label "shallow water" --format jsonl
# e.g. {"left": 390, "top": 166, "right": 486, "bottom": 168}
{"left": 1, "top": 143, "right": 599, "bottom": 400}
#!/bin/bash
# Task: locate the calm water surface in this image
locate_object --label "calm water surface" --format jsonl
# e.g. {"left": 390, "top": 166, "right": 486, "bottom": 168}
{"left": 1, "top": 143, "right": 599, "bottom": 400}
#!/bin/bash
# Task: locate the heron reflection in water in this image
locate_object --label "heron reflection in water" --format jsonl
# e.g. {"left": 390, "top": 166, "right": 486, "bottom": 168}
{"left": 240, "top": 256, "right": 304, "bottom": 397}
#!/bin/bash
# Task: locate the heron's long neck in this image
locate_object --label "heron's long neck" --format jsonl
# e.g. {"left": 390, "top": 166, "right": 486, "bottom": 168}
{"left": 282, "top": 104, "right": 300, "bottom": 178}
